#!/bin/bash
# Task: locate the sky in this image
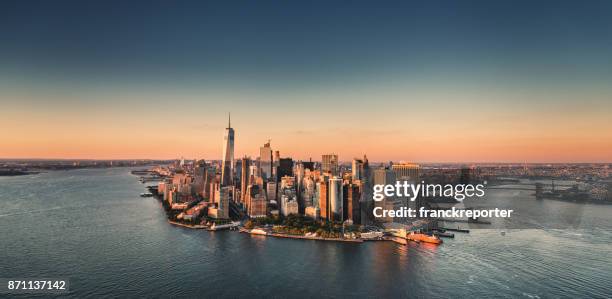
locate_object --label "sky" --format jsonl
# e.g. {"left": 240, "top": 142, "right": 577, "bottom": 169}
{"left": 1, "top": 0, "right": 612, "bottom": 162}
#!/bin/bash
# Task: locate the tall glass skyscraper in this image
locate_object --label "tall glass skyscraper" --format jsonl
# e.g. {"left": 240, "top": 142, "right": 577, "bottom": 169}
{"left": 221, "top": 114, "right": 234, "bottom": 186}
{"left": 259, "top": 141, "right": 273, "bottom": 180}
{"left": 328, "top": 176, "right": 343, "bottom": 222}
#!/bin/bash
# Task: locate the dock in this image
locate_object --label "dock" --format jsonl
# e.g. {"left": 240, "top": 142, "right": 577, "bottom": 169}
{"left": 439, "top": 227, "right": 470, "bottom": 233}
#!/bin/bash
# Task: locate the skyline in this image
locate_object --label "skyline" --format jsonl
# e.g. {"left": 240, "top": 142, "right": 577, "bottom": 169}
{"left": 1, "top": 1, "right": 612, "bottom": 162}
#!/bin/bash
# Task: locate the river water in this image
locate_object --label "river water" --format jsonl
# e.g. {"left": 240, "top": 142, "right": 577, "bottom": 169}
{"left": 1, "top": 168, "right": 610, "bottom": 298}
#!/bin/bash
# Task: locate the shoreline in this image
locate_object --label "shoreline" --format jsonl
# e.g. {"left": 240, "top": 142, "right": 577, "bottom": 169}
{"left": 167, "top": 220, "right": 209, "bottom": 229}
{"left": 146, "top": 180, "right": 436, "bottom": 245}
{"left": 239, "top": 230, "right": 364, "bottom": 243}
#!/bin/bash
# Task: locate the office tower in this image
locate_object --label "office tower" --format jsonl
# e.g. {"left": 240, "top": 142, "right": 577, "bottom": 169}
{"left": 301, "top": 176, "right": 316, "bottom": 207}
{"left": 246, "top": 184, "right": 267, "bottom": 218}
{"left": 391, "top": 162, "right": 420, "bottom": 181}
{"left": 221, "top": 114, "right": 235, "bottom": 186}
{"left": 352, "top": 158, "right": 363, "bottom": 180}
{"left": 322, "top": 154, "right": 339, "bottom": 176}
{"left": 210, "top": 186, "right": 231, "bottom": 219}
{"left": 192, "top": 160, "right": 207, "bottom": 196}
{"left": 391, "top": 162, "right": 421, "bottom": 217}
{"left": 259, "top": 141, "right": 273, "bottom": 180}
{"left": 234, "top": 159, "right": 242, "bottom": 184}
{"left": 273, "top": 150, "right": 280, "bottom": 178}
{"left": 249, "top": 194, "right": 268, "bottom": 218}
{"left": 294, "top": 162, "right": 305, "bottom": 205}
{"left": 266, "top": 181, "right": 277, "bottom": 202}
{"left": 279, "top": 178, "right": 298, "bottom": 217}
{"left": 302, "top": 161, "right": 315, "bottom": 171}
{"left": 343, "top": 182, "right": 361, "bottom": 225}
{"left": 360, "top": 154, "right": 373, "bottom": 225}
{"left": 294, "top": 162, "right": 305, "bottom": 184}
{"left": 277, "top": 158, "right": 294, "bottom": 180}
{"left": 240, "top": 156, "right": 251, "bottom": 204}
{"left": 318, "top": 178, "right": 330, "bottom": 221}
{"left": 373, "top": 167, "right": 397, "bottom": 223}
{"left": 249, "top": 164, "right": 258, "bottom": 176}
{"left": 328, "top": 177, "right": 343, "bottom": 222}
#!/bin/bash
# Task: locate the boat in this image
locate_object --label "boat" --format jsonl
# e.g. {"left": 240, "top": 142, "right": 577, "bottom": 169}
{"left": 406, "top": 233, "right": 442, "bottom": 244}
{"left": 360, "top": 231, "right": 384, "bottom": 240}
{"left": 250, "top": 228, "right": 268, "bottom": 235}
{"left": 434, "top": 231, "right": 455, "bottom": 238}
{"left": 386, "top": 236, "right": 408, "bottom": 245}
{"left": 140, "top": 192, "right": 153, "bottom": 197}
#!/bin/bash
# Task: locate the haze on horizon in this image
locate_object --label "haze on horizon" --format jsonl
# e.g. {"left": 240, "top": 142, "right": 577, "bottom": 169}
{"left": 1, "top": 1, "right": 612, "bottom": 163}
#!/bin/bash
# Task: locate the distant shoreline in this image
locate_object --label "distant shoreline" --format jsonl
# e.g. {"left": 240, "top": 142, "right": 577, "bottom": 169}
{"left": 0, "top": 170, "right": 40, "bottom": 176}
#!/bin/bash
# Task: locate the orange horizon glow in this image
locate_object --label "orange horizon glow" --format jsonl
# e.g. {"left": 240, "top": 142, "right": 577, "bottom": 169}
{"left": 2, "top": 83, "right": 612, "bottom": 163}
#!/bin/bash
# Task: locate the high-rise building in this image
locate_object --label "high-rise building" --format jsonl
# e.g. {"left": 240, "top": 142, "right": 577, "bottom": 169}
{"left": 266, "top": 181, "right": 277, "bottom": 202}
{"left": 240, "top": 156, "right": 251, "bottom": 204}
{"left": 391, "top": 162, "right": 420, "bottom": 181}
{"left": 247, "top": 185, "right": 267, "bottom": 218}
{"left": 259, "top": 141, "right": 273, "bottom": 180}
{"left": 273, "top": 150, "right": 280, "bottom": 178}
{"left": 279, "top": 181, "right": 298, "bottom": 217}
{"left": 322, "top": 154, "right": 339, "bottom": 176}
{"left": 234, "top": 159, "right": 242, "bottom": 184}
{"left": 352, "top": 158, "right": 364, "bottom": 180}
{"left": 318, "top": 178, "right": 330, "bottom": 221}
{"left": 210, "top": 185, "right": 231, "bottom": 219}
{"left": 277, "top": 158, "right": 294, "bottom": 180}
{"left": 221, "top": 114, "right": 235, "bottom": 186}
{"left": 373, "top": 167, "right": 397, "bottom": 223}
{"left": 343, "top": 182, "right": 361, "bottom": 224}
{"left": 360, "top": 155, "right": 373, "bottom": 225}
{"left": 328, "top": 176, "right": 343, "bottom": 222}
{"left": 302, "top": 161, "right": 315, "bottom": 171}
{"left": 294, "top": 162, "right": 305, "bottom": 206}
{"left": 301, "top": 175, "right": 316, "bottom": 208}
{"left": 249, "top": 164, "right": 258, "bottom": 177}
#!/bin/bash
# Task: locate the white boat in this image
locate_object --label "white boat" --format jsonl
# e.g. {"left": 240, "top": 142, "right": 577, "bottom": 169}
{"left": 250, "top": 228, "right": 268, "bottom": 235}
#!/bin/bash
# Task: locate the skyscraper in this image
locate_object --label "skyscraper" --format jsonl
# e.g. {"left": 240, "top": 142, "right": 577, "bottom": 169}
{"left": 240, "top": 156, "right": 251, "bottom": 204}
{"left": 221, "top": 114, "right": 235, "bottom": 186}
{"left": 322, "top": 154, "right": 339, "bottom": 176}
{"left": 343, "top": 182, "right": 361, "bottom": 224}
{"left": 259, "top": 141, "right": 273, "bottom": 180}
{"left": 318, "top": 177, "right": 330, "bottom": 221}
{"left": 328, "top": 176, "right": 343, "bottom": 222}
{"left": 273, "top": 150, "right": 280, "bottom": 178}
{"left": 373, "top": 167, "right": 396, "bottom": 223}
{"left": 352, "top": 158, "right": 363, "bottom": 180}
{"left": 277, "top": 158, "right": 294, "bottom": 180}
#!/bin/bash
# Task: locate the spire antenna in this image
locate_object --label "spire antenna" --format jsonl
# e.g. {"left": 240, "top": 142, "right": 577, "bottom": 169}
{"left": 228, "top": 112, "right": 231, "bottom": 128}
